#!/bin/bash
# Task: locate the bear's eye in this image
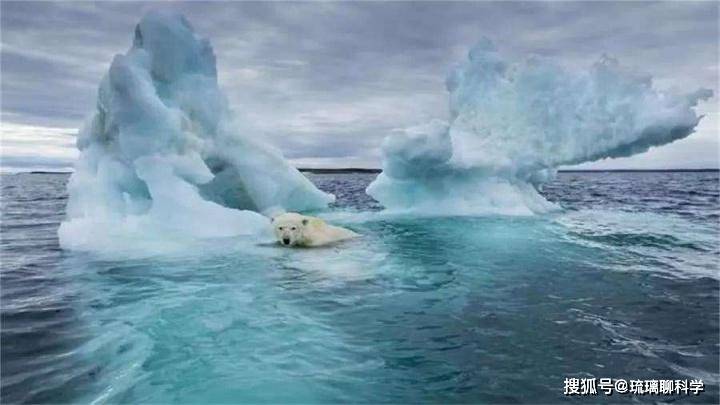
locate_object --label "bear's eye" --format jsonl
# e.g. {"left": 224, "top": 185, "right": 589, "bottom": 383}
{"left": 278, "top": 226, "right": 284, "bottom": 230}
{"left": 291, "top": 226, "right": 297, "bottom": 231}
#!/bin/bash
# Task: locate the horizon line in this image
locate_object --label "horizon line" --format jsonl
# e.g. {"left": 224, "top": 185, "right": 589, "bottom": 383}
{"left": 4, "top": 168, "right": 719, "bottom": 175}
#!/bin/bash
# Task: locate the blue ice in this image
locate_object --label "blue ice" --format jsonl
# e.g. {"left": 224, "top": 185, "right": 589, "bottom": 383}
{"left": 59, "top": 11, "right": 334, "bottom": 251}
{"left": 367, "top": 38, "right": 712, "bottom": 215}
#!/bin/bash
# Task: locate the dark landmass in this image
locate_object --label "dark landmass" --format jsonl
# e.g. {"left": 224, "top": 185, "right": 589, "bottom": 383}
{"left": 298, "top": 168, "right": 719, "bottom": 174}
{"left": 558, "top": 168, "right": 719, "bottom": 173}
{"left": 28, "top": 171, "right": 73, "bottom": 174}
{"left": 299, "top": 168, "right": 381, "bottom": 174}
{"left": 7, "top": 168, "right": 719, "bottom": 175}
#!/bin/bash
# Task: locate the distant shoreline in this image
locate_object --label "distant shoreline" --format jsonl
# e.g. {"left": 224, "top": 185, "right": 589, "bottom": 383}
{"left": 7, "top": 168, "right": 720, "bottom": 175}
{"left": 556, "top": 168, "right": 720, "bottom": 173}
{"left": 299, "top": 168, "right": 720, "bottom": 174}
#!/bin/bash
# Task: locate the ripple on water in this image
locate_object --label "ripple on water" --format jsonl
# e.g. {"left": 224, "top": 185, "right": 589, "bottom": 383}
{"left": 1, "top": 172, "right": 718, "bottom": 403}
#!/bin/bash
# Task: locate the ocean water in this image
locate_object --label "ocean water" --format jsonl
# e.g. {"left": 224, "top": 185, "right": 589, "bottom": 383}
{"left": 1, "top": 171, "right": 718, "bottom": 403}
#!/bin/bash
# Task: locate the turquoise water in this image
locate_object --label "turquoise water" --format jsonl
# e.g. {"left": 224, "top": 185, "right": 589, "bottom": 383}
{"left": 2, "top": 172, "right": 718, "bottom": 403}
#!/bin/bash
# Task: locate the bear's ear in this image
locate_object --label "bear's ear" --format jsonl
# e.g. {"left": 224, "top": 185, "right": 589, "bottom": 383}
{"left": 302, "top": 219, "right": 308, "bottom": 226}
{"left": 270, "top": 217, "right": 275, "bottom": 223}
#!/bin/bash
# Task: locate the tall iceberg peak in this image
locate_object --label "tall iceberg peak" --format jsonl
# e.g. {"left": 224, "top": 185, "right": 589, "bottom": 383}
{"left": 60, "top": 11, "right": 333, "bottom": 250}
{"left": 368, "top": 39, "right": 712, "bottom": 215}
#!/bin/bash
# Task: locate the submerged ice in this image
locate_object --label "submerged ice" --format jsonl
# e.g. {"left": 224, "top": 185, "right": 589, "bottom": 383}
{"left": 368, "top": 39, "right": 712, "bottom": 215}
{"left": 60, "top": 11, "right": 333, "bottom": 250}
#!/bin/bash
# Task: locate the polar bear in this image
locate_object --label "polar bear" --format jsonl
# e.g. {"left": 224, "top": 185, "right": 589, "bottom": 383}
{"left": 272, "top": 212, "right": 359, "bottom": 247}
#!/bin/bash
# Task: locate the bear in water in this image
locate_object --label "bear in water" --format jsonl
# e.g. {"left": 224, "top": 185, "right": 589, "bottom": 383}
{"left": 272, "top": 212, "right": 359, "bottom": 247}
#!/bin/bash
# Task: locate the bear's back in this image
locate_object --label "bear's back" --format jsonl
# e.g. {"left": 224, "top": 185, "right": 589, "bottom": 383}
{"left": 303, "top": 218, "right": 357, "bottom": 246}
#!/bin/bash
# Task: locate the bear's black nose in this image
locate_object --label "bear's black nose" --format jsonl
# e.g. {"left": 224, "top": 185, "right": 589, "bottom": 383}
{"left": 283, "top": 238, "right": 290, "bottom": 245}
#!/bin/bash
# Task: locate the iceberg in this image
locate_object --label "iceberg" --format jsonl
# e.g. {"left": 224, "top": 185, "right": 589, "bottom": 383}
{"left": 59, "top": 11, "right": 333, "bottom": 251}
{"left": 367, "top": 39, "right": 712, "bottom": 215}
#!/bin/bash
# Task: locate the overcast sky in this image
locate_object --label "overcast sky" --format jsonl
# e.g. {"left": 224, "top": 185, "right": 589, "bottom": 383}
{"left": 1, "top": 1, "right": 718, "bottom": 171}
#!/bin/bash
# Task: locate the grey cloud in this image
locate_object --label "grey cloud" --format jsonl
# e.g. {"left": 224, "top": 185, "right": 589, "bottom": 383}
{"left": 1, "top": 0, "right": 717, "bottom": 170}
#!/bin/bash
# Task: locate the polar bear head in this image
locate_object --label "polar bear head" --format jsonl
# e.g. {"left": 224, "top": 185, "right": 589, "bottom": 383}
{"left": 271, "top": 212, "right": 310, "bottom": 246}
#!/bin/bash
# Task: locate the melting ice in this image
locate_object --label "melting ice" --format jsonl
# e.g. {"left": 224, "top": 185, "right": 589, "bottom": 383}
{"left": 59, "top": 11, "right": 333, "bottom": 251}
{"left": 59, "top": 12, "right": 714, "bottom": 252}
{"left": 367, "top": 39, "right": 712, "bottom": 215}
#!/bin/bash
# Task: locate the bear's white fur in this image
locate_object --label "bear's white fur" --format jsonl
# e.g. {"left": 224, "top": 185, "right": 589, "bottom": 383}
{"left": 272, "top": 212, "right": 359, "bottom": 247}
